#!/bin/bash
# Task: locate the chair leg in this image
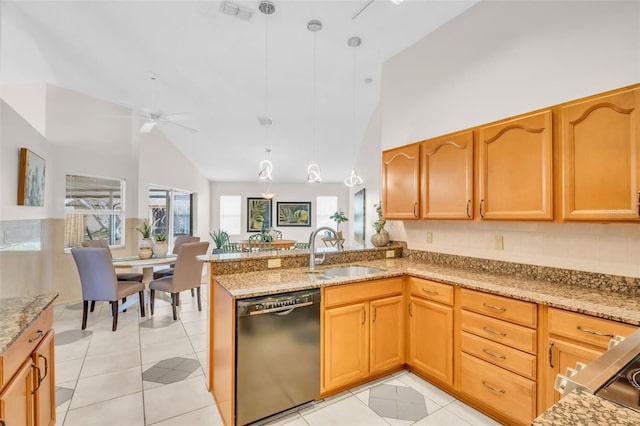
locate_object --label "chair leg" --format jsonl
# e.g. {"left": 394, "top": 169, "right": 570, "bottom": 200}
{"left": 190, "top": 288, "right": 195, "bottom": 297}
{"left": 150, "top": 289, "right": 155, "bottom": 315}
{"left": 111, "top": 301, "right": 118, "bottom": 332}
{"left": 139, "top": 291, "right": 145, "bottom": 317}
{"left": 196, "top": 287, "right": 202, "bottom": 311}
{"left": 122, "top": 297, "right": 127, "bottom": 312}
{"left": 82, "top": 300, "right": 89, "bottom": 330}
{"left": 176, "top": 292, "right": 180, "bottom": 306}
{"left": 171, "top": 293, "right": 178, "bottom": 320}
{"left": 90, "top": 301, "right": 96, "bottom": 312}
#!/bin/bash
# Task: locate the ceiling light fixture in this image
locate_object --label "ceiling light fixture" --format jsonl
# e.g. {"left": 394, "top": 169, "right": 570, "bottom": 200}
{"left": 344, "top": 36, "right": 364, "bottom": 188}
{"left": 257, "top": 1, "right": 275, "bottom": 195}
{"left": 307, "top": 19, "right": 323, "bottom": 183}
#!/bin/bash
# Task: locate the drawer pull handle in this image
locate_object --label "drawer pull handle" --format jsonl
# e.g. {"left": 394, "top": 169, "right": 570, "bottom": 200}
{"left": 421, "top": 288, "right": 438, "bottom": 295}
{"left": 482, "top": 381, "right": 505, "bottom": 395}
{"left": 482, "top": 348, "right": 506, "bottom": 360}
{"left": 482, "top": 303, "right": 506, "bottom": 312}
{"left": 576, "top": 325, "right": 613, "bottom": 338}
{"left": 483, "top": 326, "right": 506, "bottom": 336}
{"left": 39, "top": 354, "right": 49, "bottom": 381}
{"left": 29, "top": 329, "right": 44, "bottom": 343}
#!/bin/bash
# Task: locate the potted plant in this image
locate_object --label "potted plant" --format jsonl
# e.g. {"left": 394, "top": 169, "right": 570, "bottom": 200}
{"left": 210, "top": 229, "right": 228, "bottom": 254}
{"left": 371, "top": 203, "right": 390, "bottom": 247}
{"left": 135, "top": 219, "right": 154, "bottom": 259}
{"left": 329, "top": 210, "right": 348, "bottom": 240}
{"left": 153, "top": 233, "right": 168, "bottom": 257}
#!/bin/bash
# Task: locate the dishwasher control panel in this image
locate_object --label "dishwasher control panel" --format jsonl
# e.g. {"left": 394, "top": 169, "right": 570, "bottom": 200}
{"left": 236, "top": 289, "right": 320, "bottom": 316}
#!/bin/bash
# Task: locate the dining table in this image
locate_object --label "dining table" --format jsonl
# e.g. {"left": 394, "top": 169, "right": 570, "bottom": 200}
{"left": 112, "top": 254, "right": 178, "bottom": 310}
{"left": 238, "top": 239, "right": 297, "bottom": 251}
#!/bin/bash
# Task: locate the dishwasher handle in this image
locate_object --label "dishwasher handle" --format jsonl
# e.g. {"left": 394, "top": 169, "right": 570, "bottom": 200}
{"left": 248, "top": 300, "right": 314, "bottom": 316}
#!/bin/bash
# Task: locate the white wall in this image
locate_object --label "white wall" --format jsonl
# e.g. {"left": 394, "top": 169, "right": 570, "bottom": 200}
{"left": 377, "top": 0, "right": 640, "bottom": 278}
{"left": 210, "top": 181, "right": 349, "bottom": 245}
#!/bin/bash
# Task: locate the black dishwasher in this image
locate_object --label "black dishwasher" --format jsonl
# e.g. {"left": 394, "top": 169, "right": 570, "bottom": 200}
{"left": 235, "top": 288, "right": 320, "bottom": 425}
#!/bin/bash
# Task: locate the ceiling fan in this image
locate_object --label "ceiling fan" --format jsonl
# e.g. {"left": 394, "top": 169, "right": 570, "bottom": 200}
{"left": 138, "top": 74, "right": 198, "bottom": 134}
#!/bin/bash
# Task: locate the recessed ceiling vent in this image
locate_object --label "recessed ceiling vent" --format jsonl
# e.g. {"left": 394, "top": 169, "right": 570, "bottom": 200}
{"left": 220, "top": 1, "right": 253, "bottom": 21}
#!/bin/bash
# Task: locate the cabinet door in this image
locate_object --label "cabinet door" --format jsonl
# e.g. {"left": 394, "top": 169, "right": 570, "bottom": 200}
{"left": 0, "top": 359, "right": 33, "bottom": 426}
{"left": 421, "top": 130, "right": 474, "bottom": 219}
{"left": 546, "top": 339, "right": 603, "bottom": 406}
{"left": 408, "top": 297, "right": 453, "bottom": 386}
{"left": 32, "top": 331, "right": 55, "bottom": 426}
{"left": 561, "top": 87, "right": 640, "bottom": 220}
{"left": 370, "top": 296, "right": 405, "bottom": 374}
{"left": 382, "top": 144, "right": 420, "bottom": 219}
{"left": 478, "top": 110, "right": 553, "bottom": 220}
{"left": 323, "top": 303, "right": 369, "bottom": 392}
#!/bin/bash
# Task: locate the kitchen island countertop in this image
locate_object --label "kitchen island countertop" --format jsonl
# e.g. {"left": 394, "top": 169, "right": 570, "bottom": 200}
{"left": 211, "top": 257, "right": 640, "bottom": 325}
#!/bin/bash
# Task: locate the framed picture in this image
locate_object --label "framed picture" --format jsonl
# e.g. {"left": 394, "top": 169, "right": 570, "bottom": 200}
{"left": 247, "top": 197, "right": 272, "bottom": 232}
{"left": 277, "top": 202, "right": 311, "bottom": 227}
{"left": 353, "top": 188, "right": 366, "bottom": 243}
{"left": 18, "top": 148, "right": 46, "bottom": 206}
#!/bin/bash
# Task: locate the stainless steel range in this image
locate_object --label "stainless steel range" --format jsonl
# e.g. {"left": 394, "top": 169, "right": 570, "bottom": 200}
{"left": 555, "top": 327, "right": 640, "bottom": 412}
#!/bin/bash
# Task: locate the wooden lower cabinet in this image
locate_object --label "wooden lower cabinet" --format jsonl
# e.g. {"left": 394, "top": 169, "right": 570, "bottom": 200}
{"left": 408, "top": 296, "right": 453, "bottom": 385}
{"left": 323, "top": 303, "right": 369, "bottom": 391}
{"left": 322, "top": 278, "right": 405, "bottom": 394}
{"left": 0, "top": 306, "right": 54, "bottom": 426}
{"left": 460, "top": 353, "right": 536, "bottom": 425}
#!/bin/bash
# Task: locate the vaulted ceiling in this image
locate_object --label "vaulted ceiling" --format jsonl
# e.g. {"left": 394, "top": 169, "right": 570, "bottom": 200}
{"left": 1, "top": 0, "right": 477, "bottom": 182}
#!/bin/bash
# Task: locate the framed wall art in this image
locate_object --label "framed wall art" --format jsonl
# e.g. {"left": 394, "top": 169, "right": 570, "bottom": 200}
{"left": 18, "top": 147, "right": 46, "bottom": 206}
{"left": 277, "top": 202, "right": 311, "bottom": 227}
{"left": 247, "top": 197, "right": 272, "bottom": 232}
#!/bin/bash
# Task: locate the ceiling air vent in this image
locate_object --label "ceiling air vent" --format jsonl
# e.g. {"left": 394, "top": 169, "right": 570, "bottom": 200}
{"left": 220, "top": 1, "right": 253, "bottom": 21}
{"left": 258, "top": 116, "right": 273, "bottom": 126}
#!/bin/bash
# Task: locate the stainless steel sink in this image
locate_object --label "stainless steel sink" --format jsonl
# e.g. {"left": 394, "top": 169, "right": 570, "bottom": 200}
{"left": 321, "top": 266, "right": 383, "bottom": 277}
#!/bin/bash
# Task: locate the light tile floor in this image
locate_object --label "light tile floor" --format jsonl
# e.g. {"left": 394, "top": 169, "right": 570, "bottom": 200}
{"left": 53, "top": 285, "right": 500, "bottom": 426}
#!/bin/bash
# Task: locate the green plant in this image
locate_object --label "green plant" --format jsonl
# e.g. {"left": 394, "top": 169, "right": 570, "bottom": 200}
{"left": 210, "top": 229, "right": 229, "bottom": 249}
{"left": 329, "top": 210, "right": 348, "bottom": 231}
{"left": 135, "top": 220, "right": 153, "bottom": 238}
{"left": 373, "top": 203, "right": 386, "bottom": 233}
{"left": 154, "top": 234, "right": 167, "bottom": 242}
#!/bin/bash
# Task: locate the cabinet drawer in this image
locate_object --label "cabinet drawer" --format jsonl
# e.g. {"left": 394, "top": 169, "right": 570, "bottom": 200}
{"left": 461, "top": 310, "right": 537, "bottom": 354}
{"left": 460, "top": 352, "right": 536, "bottom": 425}
{"left": 548, "top": 308, "right": 637, "bottom": 349}
{"left": 460, "top": 288, "right": 537, "bottom": 327}
{"left": 0, "top": 305, "right": 53, "bottom": 388}
{"left": 407, "top": 276, "right": 453, "bottom": 306}
{"left": 461, "top": 331, "right": 536, "bottom": 380}
{"left": 324, "top": 278, "right": 403, "bottom": 308}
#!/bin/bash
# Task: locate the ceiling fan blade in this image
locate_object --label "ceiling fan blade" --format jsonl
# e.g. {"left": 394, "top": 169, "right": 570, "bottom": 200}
{"left": 140, "top": 121, "right": 157, "bottom": 133}
{"left": 158, "top": 119, "right": 198, "bottom": 134}
{"left": 161, "top": 112, "right": 192, "bottom": 120}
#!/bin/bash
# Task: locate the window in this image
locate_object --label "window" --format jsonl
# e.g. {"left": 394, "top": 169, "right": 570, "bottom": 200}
{"left": 148, "top": 187, "right": 193, "bottom": 245}
{"left": 316, "top": 195, "right": 338, "bottom": 228}
{"left": 220, "top": 195, "right": 241, "bottom": 235}
{"left": 65, "top": 174, "right": 125, "bottom": 249}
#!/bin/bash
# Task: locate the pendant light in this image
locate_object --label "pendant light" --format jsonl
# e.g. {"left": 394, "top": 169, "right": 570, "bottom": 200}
{"left": 344, "top": 36, "right": 364, "bottom": 187}
{"left": 307, "top": 19, "right": 322, "bottom": 183}
{"left": 258, "top": 1, "right": 276, "bottom": 199}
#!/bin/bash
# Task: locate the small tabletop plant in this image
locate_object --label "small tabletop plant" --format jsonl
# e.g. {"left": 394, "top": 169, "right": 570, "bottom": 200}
{"left": 136, "top": 220, "right": 153, "bottom": 239}
{"left": 373, "top": 203, "right": 386, "bottom": 233}
{"left": 154, "top": 234, "right": 167, "bottom": 243}
{"left": 330, "top": 210, "right": 348, "bottom": 233}
{"left": 210, "top": 229, "right": 229, "bottom": 249}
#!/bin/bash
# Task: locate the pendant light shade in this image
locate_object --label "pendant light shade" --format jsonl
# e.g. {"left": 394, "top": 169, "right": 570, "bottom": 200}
{"left": 306, "top": 19, "right": 322, "bottom": 183}
{"left": 307, "top": 163, "right": 322, "bottom": 183}
{"left": 261, "top": 177, "right": 275, "bottom": 199}
{"left": 258, "top": 2, "right": 275, "bottom": 183}
{"left": 344, "top": 169, "right": 363, "bottom": 187}
{"left": 344, "top": 36, "right": 364, "bottom": 187}
{"left": 258, "top": 149, "right": 273, "bottom": 180}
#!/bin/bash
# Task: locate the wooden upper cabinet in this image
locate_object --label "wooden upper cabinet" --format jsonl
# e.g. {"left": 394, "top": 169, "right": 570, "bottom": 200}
{"left": 561, "top": 87, "right": 640, "bottom": 221}
{"left": 382, "top": 144, "right": 420, "bottom": 220}
{"left": 478, "top": 110, "right": 553, "bottom": 220}
{"left": 421, "top": 130, "right": 474, "bottom": 219}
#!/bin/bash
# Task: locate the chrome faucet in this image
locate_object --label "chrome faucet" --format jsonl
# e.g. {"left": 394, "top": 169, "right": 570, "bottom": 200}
{"left": 309, "top": 226, "right": 343, "bottom": 271}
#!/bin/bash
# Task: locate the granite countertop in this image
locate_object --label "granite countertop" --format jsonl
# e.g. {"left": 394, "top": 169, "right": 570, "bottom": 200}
{"left": 533, "top": 389, "right": 640, "bottom": 425}
{"left": 213, "top": 257, "right": 640, "bottom": 325}
{"left": 0, "top": 293, "right": 58, "bottom": 354}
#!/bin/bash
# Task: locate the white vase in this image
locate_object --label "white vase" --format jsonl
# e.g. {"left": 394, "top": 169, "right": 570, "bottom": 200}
{"left": 371, "top": 229, "right": 390, "bottom": 247}
{"left": 138, "top": 238, "right": 153, "bottom": 259}
{"left": 153, "top": 241, "right": 168, "bottom": 258}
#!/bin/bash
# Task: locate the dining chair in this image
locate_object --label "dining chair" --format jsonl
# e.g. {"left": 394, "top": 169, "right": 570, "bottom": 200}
{"left": 81, "top": 239, "right": 143, "bottom": 282}
{"left": 223, "top": 242, "right": 241, "bottom": 253}
{"left": 153, "top": 236, "right": 200, "bottom": 279}
{"left": 149, "top": 241, "right": 209, "bottom": 320}
{"left": 248, "top": 233, "right": 272, "bottom": 251}
{"left": 71, "top": 247, "right": 145, "bottom": 331}
{"left": 294, "top": 232, "right": 313, "bottom": 249}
